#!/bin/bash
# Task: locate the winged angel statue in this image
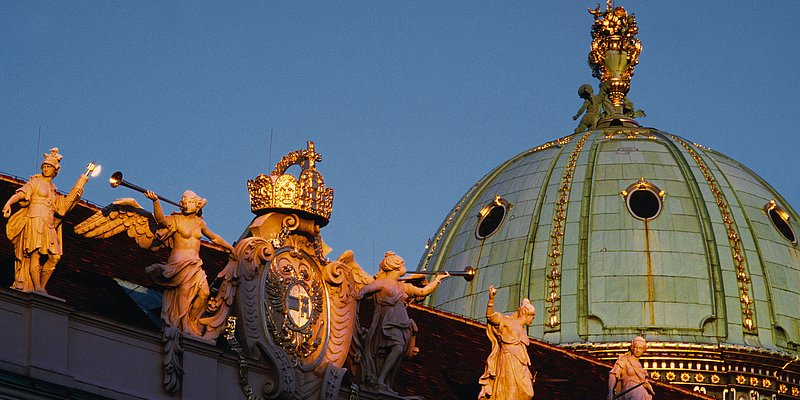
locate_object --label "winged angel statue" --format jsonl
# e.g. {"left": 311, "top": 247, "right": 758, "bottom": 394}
{"left": 346, "top": 251, "right": 450, "bottom": 396}
{"left": 74, "top": 191, "right": 235, "bottom": 341}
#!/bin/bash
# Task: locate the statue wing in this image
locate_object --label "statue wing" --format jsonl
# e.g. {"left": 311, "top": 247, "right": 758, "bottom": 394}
{"left": 334, "top": 250, "right": 373, "bottom": 290}
{"left": 74, "top": 198, "right": 158, "bottom": 249}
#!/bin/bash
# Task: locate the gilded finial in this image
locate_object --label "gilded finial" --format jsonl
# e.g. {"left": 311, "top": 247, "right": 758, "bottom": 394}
{"left": 587, "top": 3, "right": 642, "bottom": 111}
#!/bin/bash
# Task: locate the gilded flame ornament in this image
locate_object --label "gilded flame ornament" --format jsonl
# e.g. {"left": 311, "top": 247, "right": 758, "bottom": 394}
{"left": 588, "top": 2, "right": 642, "bottom": 109}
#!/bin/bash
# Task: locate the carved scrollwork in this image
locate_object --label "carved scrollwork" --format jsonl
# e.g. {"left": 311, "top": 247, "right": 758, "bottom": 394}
{"left": 231, "top": 214, "right": 361, "bottom": 399}
{"left": 239, "top": 237, "right": 276, "bottom": 281}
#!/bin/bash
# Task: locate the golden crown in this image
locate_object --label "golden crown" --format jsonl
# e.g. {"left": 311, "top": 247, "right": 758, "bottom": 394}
{"left": 248, "top": 141, "right": 334, "bottom": 226}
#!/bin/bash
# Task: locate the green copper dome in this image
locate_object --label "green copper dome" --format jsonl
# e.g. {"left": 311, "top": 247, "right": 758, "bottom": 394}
{"left": 418, "top": 127, "right": 800, "bottom": 354}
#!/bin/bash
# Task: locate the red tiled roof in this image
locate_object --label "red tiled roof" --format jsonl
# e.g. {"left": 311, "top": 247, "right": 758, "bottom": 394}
{"left": 353, "top": 294, "right": 713, "bottom": 400}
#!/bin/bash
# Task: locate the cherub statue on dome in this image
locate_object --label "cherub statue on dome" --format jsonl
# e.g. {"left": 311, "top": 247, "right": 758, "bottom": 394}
{"left": 573, "top": 82, "right": 646, "bottom": 130}
{"left": 74, "top": 189, "right": 236, "bottom": 339}
{"left": 350, "top": 251, "right": 450, "bottom": 395}
{"left": 622, "top": 96, "right": 646, "bottom": 119}
{"left": 2, "top": 148, "right": 92, "bottom": 294}
{"left": 572, "top": 84, "right": 603, "bottom": 132}
{"left": 478, "top": 285, "right": 536, "bottom": 400}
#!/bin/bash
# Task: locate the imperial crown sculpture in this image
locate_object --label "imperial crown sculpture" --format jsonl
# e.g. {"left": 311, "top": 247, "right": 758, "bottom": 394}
{"left": 247, "top": 141, "right": 334, "bottom": 225}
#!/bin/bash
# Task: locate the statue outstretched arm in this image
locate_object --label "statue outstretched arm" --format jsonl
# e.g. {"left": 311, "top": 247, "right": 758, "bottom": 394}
{"left": 144, "top": 191, "right": 166, "bottom": 225}
{"left": 200, "top": 222, "right": 236, "bottom": 257}
{"left": 406, "top": 272, "right": 449, "bottom": 297}
{"left": 573, "top": 100, "right": 589, "bottom": 120}
{"left": 2, "top": 192, "right": 25, "bottom": 218}
{"left": 356, "top": 279, "right": 384, "bottom": 300}
{"left": 60, "top": 174, "right": 89, "bottom": 216}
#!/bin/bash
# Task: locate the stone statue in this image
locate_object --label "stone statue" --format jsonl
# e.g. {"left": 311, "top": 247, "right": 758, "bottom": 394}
{"left": 142, "top": 190, "right": 236, "bottom": 337}
{"left": 354, "top": 251, "right": 450, "bottom": 395}
{"left": 74, "top": 190, "right": 236, "bottom": 339}
{"left": 607, "top": 336, "right": 654, "bottom": 400}
{"left": 76, "top": 189, "right": 237, "bottom": 393}
{"left": 572, "top": 84, "right": 602, "bottom": 132}
{"left": 2, "top": 148, "right": 90, "bottom": 294}
{"left": 622, "top": 96, "right": 646, "bottom": 119}
{"left": 478, "top": 285, "right": 536, "bottom": 400}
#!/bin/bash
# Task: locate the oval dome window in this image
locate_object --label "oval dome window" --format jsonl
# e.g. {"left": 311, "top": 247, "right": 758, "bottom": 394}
{"left": 765, "top": 200, "right": 796, "bottom": 244}
{"left": 621, "top": 178, "right": 665, "bottom": 221}
{"left": 476, "top": 195, "right": 511, "bottom": 239}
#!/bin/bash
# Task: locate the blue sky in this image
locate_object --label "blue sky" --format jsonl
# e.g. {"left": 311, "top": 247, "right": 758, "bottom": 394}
{"left": 2, "top": 2, "right": 799, "bottom": 274}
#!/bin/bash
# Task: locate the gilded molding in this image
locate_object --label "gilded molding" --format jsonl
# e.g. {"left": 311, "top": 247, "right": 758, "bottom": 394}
{"left": 671, "top": 134, "right": 757, "bottom": 333}
{"left": 603, "top": 128, "right": 656, "bottom": 140}
{"left": 421, "top": 200, "right": 465, "bottom": 271}
{"left": 544, "top": 131, "right": 592, "bottom": 328}
{"left": 421, "top": 135, "right": 574, "bottom": 271}
{"left": 530, "top": 135, "right": 574, "bottom": 153}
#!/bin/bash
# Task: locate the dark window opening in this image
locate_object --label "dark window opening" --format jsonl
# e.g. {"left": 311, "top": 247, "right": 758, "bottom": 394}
{"left": 476, "top": 197, "right": 511, "bottom": 239}
{"left": 477, "top": 205, "right": 505, "bottom": 239}
{"left": 768, "top": 207, "right": 796, "bottom": 244}
{"left": 627, "top": 189, "right": 661, "bottom": 220}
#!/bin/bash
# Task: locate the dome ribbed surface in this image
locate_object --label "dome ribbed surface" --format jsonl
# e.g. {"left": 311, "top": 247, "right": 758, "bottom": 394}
{"left": 418, "top": 127, "right": 800, "bottom": 354}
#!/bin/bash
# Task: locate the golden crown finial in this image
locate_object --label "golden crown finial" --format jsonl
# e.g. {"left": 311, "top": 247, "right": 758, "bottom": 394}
{"left": 587, "top": 3, "right": 642, "bottom": 108}
{"left": 248, "top": 141, "right": 334, "bottom": 226}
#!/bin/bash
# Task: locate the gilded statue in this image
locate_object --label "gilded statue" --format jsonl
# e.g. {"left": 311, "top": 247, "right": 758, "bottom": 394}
{"left": 478, "top": 285, "right": 536, "bottom": 400}
{"left": 353, "top": 251, "right": 450, "bottom": 395}
{"left": 2, "top": 148, "right": 91, "bottom": 294}
{"left": 74, "top": 189, "right": 235, "bottom": 339}
{"left": 607, "top": 336, "right": 655, "bottom": 400}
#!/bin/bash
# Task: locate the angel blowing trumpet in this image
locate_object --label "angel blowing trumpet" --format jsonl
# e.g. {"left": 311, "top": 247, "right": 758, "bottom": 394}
{"left": 75, "top": 188, "right": 235, "bottom": 339}
{"left": 109, "top": 170, "right": 181, "bottom": 208}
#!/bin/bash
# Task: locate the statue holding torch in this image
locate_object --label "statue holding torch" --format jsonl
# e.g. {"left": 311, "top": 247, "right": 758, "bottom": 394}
{"left": 2, "top": 148, "right": 98, "bottom": 294}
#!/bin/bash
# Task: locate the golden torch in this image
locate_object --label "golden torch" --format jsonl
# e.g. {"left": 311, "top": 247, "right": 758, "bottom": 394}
{"left": 64, "top": 162, "right": 101, "bottom": 213}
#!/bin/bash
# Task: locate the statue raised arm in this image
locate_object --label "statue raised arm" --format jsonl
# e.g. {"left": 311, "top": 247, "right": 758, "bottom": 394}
{"left": 354, "top": 251, "right": 450, "bottom": 395}
{"left": 75, "top": 189, "right": 235, "bottom": 339}
{"left": 3, "top": 148, "right": 91, "bottom": 294}
{"left": 479, "top": 285, "right": 536, "bottom": 400}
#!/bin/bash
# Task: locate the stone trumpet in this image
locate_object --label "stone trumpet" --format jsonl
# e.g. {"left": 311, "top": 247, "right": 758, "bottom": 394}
{"left": 400, "top": 266, "right": 477, "bottom": 282}
{"left": 109, "top": 171, "right": 181, "bottom": 207}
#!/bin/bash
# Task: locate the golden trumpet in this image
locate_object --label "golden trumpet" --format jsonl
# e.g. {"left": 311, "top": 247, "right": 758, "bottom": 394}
{"left": 109, "top": 171, "right": 181, "bottom": 208}
{"left": 400, "top": 266, "right": 477, "bottom": 282}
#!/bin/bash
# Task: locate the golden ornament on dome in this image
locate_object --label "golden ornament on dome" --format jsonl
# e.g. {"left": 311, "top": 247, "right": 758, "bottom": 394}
{"left": 587, "top": 1, "right": 642, "bottom": 107}
{"left": 248, "top": 141, "right": 334, "bottom": 226}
